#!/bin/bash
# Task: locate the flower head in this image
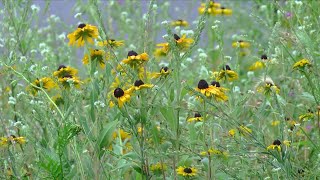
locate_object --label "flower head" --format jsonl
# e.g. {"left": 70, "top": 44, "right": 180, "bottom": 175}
{"left": 171, "top": 19, "right": 189, "bottom": 27}
{"left": 150, "top": 162, "right": 167, "bottom": 174}
{"left": 256, "top": 77, "right": 280, "bottom": 95}
{"left": 53, "top": 65, "right": 78, "bottom": 78}
{"left": 176, "top": 166, "right": 197, "bottom": 177}
{"left": 194, "top": 79, "right": 228, "bottom": 101}
{"left": 58, "top": 75, "right": 82, "bottom": 89}
{"left": 293, "top": 59, "right": 311, "bottom": 70}
{"left": 232, "top": 40, "right": 250, "bottom": 48}
{"left": 220, "top": 7, "right": 232, "bottom": 15}
{"left": 128, "top": 80, "right": 154, "bottom": 92}
{"left": 216, "top": 65, "right": 238, "bottom": 81}
{"left": 29, "top": 77, "right": 57, "bottom": 95}
{"left": 155, "top": 34, "right": 193, "bottom": 56}
{"left": 67, "top": 23, "right": 99, "bottom": 47}
{"left": 228, "top": 129, "right": 236, "bottom": 137}
{"left": 249, "top": 61, "right": 265, "bottom": 71}
{"left": 82, "top": 49, "right": 107, "bottom": 68}
{"left": 267, "top": 139, "right": 281, "bottom": 151}
{"left": 151, "top": 66, "right": 171, "bottom": 79}
{"left": 187, "top": 112, "right": 204, "bottom": 122}
{"left": 113, "top": 87, "right": 131, "bottom": 108}
{"left": 98, "top": 39, "right": 124, "bottom": 48}
{"left": 122, "top": 51, "right": 149, "bottom": 68}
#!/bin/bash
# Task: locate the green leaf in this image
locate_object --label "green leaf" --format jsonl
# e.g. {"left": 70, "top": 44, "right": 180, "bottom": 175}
{"left": 98, "top": 120, "right": 118, "bottom": 157}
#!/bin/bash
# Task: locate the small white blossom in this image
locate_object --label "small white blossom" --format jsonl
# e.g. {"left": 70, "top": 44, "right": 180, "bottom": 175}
{"left": 74, "top": 12, "right": 82, "bottom": 18}
{"left": 31, "top": 4, "right": 40, "bottom": 13}
{"left": 161, "top": 20, "right": 168, "bottom": 25}
{"left": 8, "top": 97, "right": 16, "bottom": 105}
{"left": 19, "top": 56, "right": 27, "bottom": 63}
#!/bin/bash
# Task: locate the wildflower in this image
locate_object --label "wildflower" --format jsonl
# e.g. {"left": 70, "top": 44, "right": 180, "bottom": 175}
{"left": 271, "top": 120, "right": 280, "bottom": 126}
{"left": 13, "top": 136, "right": 26, "bottom": 145}
{"left": 256, "top": 77, "right": 280, "bottom": 95}
{"left": 122, "top": 50, "right": 149, "bottom": 68}
{"left": 53, "top": 65, "right": 78, "bottom": 78}
{"left": 283, "top": 140, "right": 291, "bottom": 147}
{"left": 299, "top": 111, "right": 314, "bottom": 121}
{"left": 200, "top": 148, "right": 228, "bottom": 157}
{"left": 195, "top": 79, "right": 228, "bottom": 101}
{"left": 150, "top": 162, "right": 167, "bottom": 174}
{"left": 267, "top": 139, "right": 281, "bottom": 151}
{"left": 128, "top": 80, "right": 153, "bottom": 92}
{"left": 0, "top": 137, "right": 8, "bottom": 147}
{"left": 216, "top": 65, "right": 238, "bottom": 81}
{"left": 113, "top": 129, "right": 131, "bottom": 141}
{"left": 261, "top": 54, "right": 268, "bottom": 60}
{"left": 176, "top": 166, "right": 197, "bottom": 177}
{"left": 228, "top": 129, "right": 236, "bottom": 137}
{"left": 151, "top": 66, "right": 170, "bottom": 78}
{"left": 98, "top": 39, "right": 124, "bottom": 48}
{"left": 220, "top": 7, "right": 233, "bottom": 15}
{"left": 239, "top": 125, "right": 252, "bottom": 135}
{"left": 58, "top": 75, "right": 82, "bottom": 89}
{"left": 67, "top": 23, "right": 99, "bottom": 47}
{"left": 232, "top": 40, "right": 250, "bottom": 48}
{"left": 293, "top": 59, "right": 311, "bottom": 70}
{"left": 249, "top": 61, "right": 265, "bottom": 71}
{"left": 187, "top": 112, "right": 204, "bottom": 122}
{"left": 113, "top": 87, "right": 131, "bottom": 108}
{"left": 155, "top": 34, "right": 194, "bottom": 56}
{"left": 82, "top": 49, "right": 107, "bottom": 68}
{"left": 171, "top": 19, "right": 189, "bottom": 27}
{"left": 198, "top": 1, "right": 221, "bottom": 15}
{"left": 29, "top": 77, "right": 57, "bottom": 95}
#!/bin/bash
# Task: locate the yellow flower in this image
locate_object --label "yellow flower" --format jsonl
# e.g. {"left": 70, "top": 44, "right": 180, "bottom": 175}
{"left": 151, "top": 66, "right": 171, "bottom": 79}
{"left": 82, "top": 49, "right": 107, "bottom": 68}
{"left": 195, "top": 79, "right": 228, "bottom": 101}
{"left": 98, "top": 39, "right": 124, "bottom": 48}
{"left": 171, "top": 19, "right": 189, "bottom": 27}
{"left": 228, "top": 129, "right": 236, "bottom": 137}
{"left": 14, "top": 136, "right": 26, "bottom": 145}
{"left": 128, "top": 80, "right": 154, "bottom": 92}
{"left": 257, "top": 82, "right": 280, "bottom": 95}
{"left": 113, "top": 87, "right": 131, "bottom": 108}
{"left": 150, "top": 162, "right": 167, "bottom": 173}
{"left": 154, "top": 47, "right": 168, "bottom": 57}
{"left": 239, "top": 125, "right": 252, "bottom": 135}
{"left": 200, "top": 148, "right": 227, "bottom": 157}
{"left": 249, "top": 61, "right": 265, "bottom": 71}
{"left": 293, "top": 59, "right": 311, "bottom": 69}
{"left": 221, "top": 7, "right": 232, "bottom": 15}
{"left": 232, "top": 40, "right": 250, "bottom": 48}
{"left": 122, "top": 51, "right": 149, "bottom": 68}
{"left": 29, "top": 77, "right": 57, "bottom": 95}
{"left": 58, "top": 75, "right": 82, "bottom": 89}
{"left": 267, "top": 139, "right": 281, "bottom": 151}
{"left": 283, "top": 140, "right": 291, "bottom": 147}
{"left": 67, "top": 23, "right": 99, "bottom": 47}
{"left": 271, "top": 120, "right": 280, "bottom": 126}
{"left": 299, "top": 112, "right": 314, "bottom": 121}
{"left": 187, "top": 112, "right": 204, "bottom": 122}
{"left": 198, "top": 1, "right": 221, "bottom": 15}
{"left": 216, "top": 65, "right": 238, "bottom": 81}
{"left": 113, "top": 129, "right": 131, "bottom": 141}
{"left": 0, "top": 137, "right": 8, "bottom": 147}
{"left": 176, "top": 166, "right": 197, "bottom": 177}
{"left": 53, "top": 65, "right": 78, "bottom": 78}
{"left": 155, "top": 34, "right": 194, "bottom": 56}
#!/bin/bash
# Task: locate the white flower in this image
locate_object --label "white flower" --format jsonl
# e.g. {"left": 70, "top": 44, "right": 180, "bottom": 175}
{"left": 31, "top": 4, "right": 40, "bottom": 13}
{"left": 180, "top": 30, "right": 194, "bottom": 36}
{"left": 8, "top": 97, "right": 16, "bottom": 105}
{"left": 233, "top": 86, "right": 240, "bottom": 93}
{"left": 19, "top": 56, "right": 27, "bottom": 63}
{"left": 17, "top": 92, "right": 26, "bottom": 98}
{"left": 29, "top": 64, "right": 37, "bottom": 72}
{"left": 42, "top": 66, "right": 48, "bottom": 71}
{"left": 152, "top": 4, "right": 158, "bottom": 10}
{"left": 58, "top": 32, "right": 66, "bottom": 40}
{"left": 74, "top": 13, "right": 82, "bottom": 18}
{"left": 161, "top": 20, "right": 168, "bottom": 25}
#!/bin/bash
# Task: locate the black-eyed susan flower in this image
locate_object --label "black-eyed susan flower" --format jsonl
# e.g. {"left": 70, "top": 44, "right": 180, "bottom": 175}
{"left": 155, "top": 34, "right": 194, "bottom": 56}
{"left": 271, "top": 120, "right": 280, "bottom": 126}
{"left": 53, "top": 65, "right": 78, "bottom": 78}
{"left": 113, "top": 129, "right": 131, "bottom": 141}
{"left": 249, "top": 61, "right": 265, "bottom": 71}
{"left": 187, "top": 112, "right": 204, "bottom": 122}
{"left": 29, "top": 77, "right": 57, "bottom": 95}
{"left": 151, "top": 66, "right": 171, "bottom": 79}
{"left": 150, "top": 162, "right": 167, "bottom": 174}
{"left": 267, "top": 139, "right": 281, "bottom": 151}
{"left": 122, "top": 50, "right": 149, "bottom": 68}
{"left": 128, "top": 80, "right": 153, "bottom": 92}
{"left": 293, "top": 58, "right": 311, "bottom": 70}
{"left": 228, "top": 129, "right": 236, "bottom": 137}
{"left": 176, "top": 166, "right": 197, "bottom": 177}
{"left": 283, "top": 140, "right": 291, "bottom": 147}
{"left": 98, "top": 39, "right": 124, "bottom": 48}
{"left": 0, "top": 137, "right": 8, "bottom": 147}
{"left": 256, "top": 77, "right": 280, "bottom": 95}
{"left": 82, "top": 49, "right": 107, "bottom": 68}
{"left": 211, "top": 81, "right": 228, "bottom": 92}
{"left": 58, "top": 75, "right": 82, "bottom": 89}
{"left": 195, "top": 79, "right": 228, "bottom": 101}
{"left": 171, "top": 19, "right": 189, "bottom": 27}
{"left": 200, "top": 148, "right": 228, "bottom": 157}
{"left": 198, "top": 1, "right": 221, "bottom": 15}
{"left": 261, "top": 54, "right": 268, "bottom": 60}
{"left": 215, "top": 65, "right": 238, "bottom": 81}
{"left": 232, "top": 40, "right": 250, "bottom": 48}
{"left": 113, "top": 87, "right": 131, "bottom": 108}
{"left": 67, "top": 23, "right": 99, "bottom": 47}
{"left": 299, "top": 111, "right": 314, "bottom": 121}
{"left": 220, "top": 7, "right": 232, "bottom": 15}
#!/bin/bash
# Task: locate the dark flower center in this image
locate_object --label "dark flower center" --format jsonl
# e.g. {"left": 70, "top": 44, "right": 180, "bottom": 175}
{"left": 109, "top": 39, "right": 115, "bottom": 42}
{"left": 225, "top": 65, "right": 231, "bottom": 70}
{"left": 9, "top": 135, "right": 16, "bottom": 138}
{"left": 127, "top": 50, "right": 138, "bottom": 57}
{"left": 238, "top": 40, "right": 243, "bottom": 43}
{"left": 174, "top": 34, "right": 181, "bottom": 41}
{"left": 221, "top": 7, "right": 226, "bottom": 10}
{"left": 211, "top": 81, "right": 220, "bottom": 87}
{"left": 161, "top": 66, "right": 169, "bottom": 72}
{"left": 58, "top": 65, "right": 67, "bottom": 71}
{"left": 177, "top": 19, "right": 183, "bottom": 22}
{"left": 266, "top": 82, "right": 274, "bottom": 86}
{"left": 194, "top": 113, "right": 201, "bottom": 118}
{"left": 273, "top": 139, "right": 281, "bottom": 146}
{"left": 63, "top": 74, "right": 73, "bottom": 78}
{"left": 134, "top": 80, "right": 145, "bottom": 87}
{"left": 183, "top": 168, "right": 192, "bottom": 173}
{"left": 78, "top": 23, "right": 86, "bottom": 28}
{"left": 114, "top": 88, "right": 124, "bottom": 98}
{"left": 261, "top": 54, "right": 268, "bottom": 60}
{"left": 198, "top": 79, "right": 209, "bottom": 89}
